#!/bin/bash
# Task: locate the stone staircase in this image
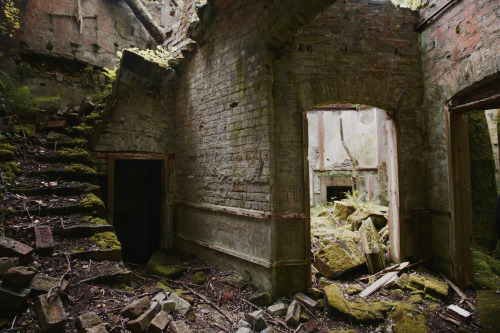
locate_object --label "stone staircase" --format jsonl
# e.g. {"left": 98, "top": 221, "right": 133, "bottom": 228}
{"left": 0, "top": 103, "right": 131, "bottom": 330}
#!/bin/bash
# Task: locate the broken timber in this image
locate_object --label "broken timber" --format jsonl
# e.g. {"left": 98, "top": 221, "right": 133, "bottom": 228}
{"left": 124, "top": 0, "right": 167, "bottom": 44}
{"left": 359, "top": 262, "right": 409, "bottom": 298}
{"left": 439, "top": 272, "right": 477, "bottom": 312}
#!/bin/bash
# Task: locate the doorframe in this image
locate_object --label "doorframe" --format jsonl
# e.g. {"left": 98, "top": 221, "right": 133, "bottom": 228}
{"left": 303, "top": 107, "right": 403, "bottom": 263}
{"left": 97, "top": 152, "right": 171, "bottom": 249}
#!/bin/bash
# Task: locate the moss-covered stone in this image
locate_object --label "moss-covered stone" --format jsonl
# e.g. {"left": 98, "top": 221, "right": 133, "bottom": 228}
{"left": 387, "top": 303, "right": 428, "bottom": 333}
{"left": 146, "top": 251, "right": 185, "bottom": 278}
{"left": 0, "top": 161, "right": 21, "bottom": 181}
{"left": 89, "top": 232, "right": 121, "bottom": 250}
{"left": 249, "top": 291, "right": 272, "bottom": 306}
{"left": 390, "top": 273, "right": 409, "bottom": 290}
{"left": 423, "top": 277, "right": 449, "bottom": 301}
{"left": 64, "top": 163, "right": 97, "bottom": 176}
{"left": 83, "top": 216, "right": 108, "bottom": 226}
{"left": 73, "top": 124, "right": 93, "bottom": 136}
{"left": 305, "top": 287, "right": 322, "bottom": 300}
{"left": 79, "top": 193, "right": 106, "bottom": 216}
{"left": 408, "top": 294, "right": 424, "bottom": 304}
{"left": 59, "top": 148, "right": 94, "bottom": 165}
{"left": 407, "top": 274, "right": 426, "bottom": 291}
{"left": 192, "top": 271, "right": 205, "bottom": 285}
{"left": 348, "top": 209, "right": 387, "bottom": 231}
{"left": 324, "top": 283, "right": 392, "bottom": 323}
{"left": 332, "top": 201, "right": 356, "bottom": 222}
{"left": 314, "top": 239, "right": 366, "bottom": 278}
{"left": 346, "top": 284, "right": 363, "bottom": 295}
{"left": 332, "top": 224, "right": 360, "bottom": 243}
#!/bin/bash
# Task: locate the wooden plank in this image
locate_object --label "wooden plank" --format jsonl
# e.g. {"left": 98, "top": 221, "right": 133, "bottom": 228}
{"left": 439, "top": 272, "right": 477, "bottom": 311}
{"left": 450, "top": 93, "right": 500, "bottom": 113}
{"left": 386, "top": 118, "right": 401, "bottom": 262}
{"left": 445, "top": 108, "right": 474, "bottom": 287}
{"left": 360, "top": 271, "right": 399, "bottom": 299}
{"left": 359, "top": 262, "right": 409, "bottom": 298}
{"left": 447, "top": 305, "right": 471, "bottom": 319}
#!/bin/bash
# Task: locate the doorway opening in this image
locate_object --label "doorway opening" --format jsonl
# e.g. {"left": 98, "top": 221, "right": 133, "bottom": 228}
{"left": 104, "top": 154, "right": 169, "bottom": 263}
{"left": 306, "top": 103, "right": 401, "bottom": 264}
{"left": 447, "top": 73, "right": 500, "bottom": 287}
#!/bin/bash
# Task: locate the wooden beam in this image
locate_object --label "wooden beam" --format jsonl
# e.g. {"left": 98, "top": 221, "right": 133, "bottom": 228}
{"left": 123, "top": 0, "right": 166, "bottom": 44}
{"left": 449, "top": 94, "right": 500, "bottom": 113}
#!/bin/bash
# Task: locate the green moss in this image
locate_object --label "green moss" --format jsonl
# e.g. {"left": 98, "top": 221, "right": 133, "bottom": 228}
{"left": 146, "top": 251, "right": 185, "bottom": 278}
{"left": 73, "top": 124, "right": 93, "bottom": 136}
{"left": 46, "top": 132, "right": 69, "bottom": 141}
{"left": 64, "top": 163, "right": 97, "bottom": 176}
{"left": 59, "top": 147, "right": 94, "bottom": 165}
{"left": 83, "top": 216, "right": 107, "bottom": 225}
{"left": 473, "top": 249, "right": 500, "bottom": 291}
{"left": 79, "top": 193, "right": 104, "bottom": 209}
{"left": 192, "top": 271, "right": 205, "bottom": 285}
{"left": 70, "top": 138, "right": 88, "bottom": 147}
{"left": 387, "top": 303, "right": 427, "bottom": 333}
{"left": 0, "top": 161, "right": 21, "bottom": 181}
{"left": 89, "top": 231, "right": 121, "bottom": 250}
{"left": 324, "top": 284, "right": 393, "bottom": 323}
{"left": 156, "top": 279, "right": 175, "bottom": 293}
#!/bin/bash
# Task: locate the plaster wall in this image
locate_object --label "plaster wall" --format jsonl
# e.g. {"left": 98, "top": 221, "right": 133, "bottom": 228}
{"left": 419, "top": 0, "right": 500, "bottom": 276}
{"left": 307, "top": 107, "right": 387, "bottom": 205}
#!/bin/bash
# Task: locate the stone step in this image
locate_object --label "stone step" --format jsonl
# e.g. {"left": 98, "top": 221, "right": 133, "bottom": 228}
{"left": 70, "top": 248, "right": 122, "bottom": 262}
{"left": 25, "top": 150, "right": 93, "bottom": 166}
{"left": 22, "top": 163, "right": 98, "bottom": 183}
{"left": 7, "top": 193, "right": 106, "bottom": 218}
{"left": 10, "top": 179, "right": 100, "bottom": 197}
{"left": 57, "top": 223, "right": 114, "bottom": 238}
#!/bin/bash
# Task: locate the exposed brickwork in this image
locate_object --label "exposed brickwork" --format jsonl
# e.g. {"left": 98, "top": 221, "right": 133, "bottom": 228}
{"left": 419, "top": 0, "right": 500, "bottom": 272}
{"left": 174, "top": 1, "right": 272, "bottom": 211}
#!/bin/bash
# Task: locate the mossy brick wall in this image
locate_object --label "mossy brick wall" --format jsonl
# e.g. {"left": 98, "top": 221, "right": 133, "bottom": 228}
{"left": 94, "top": 65, "right": 174, "bottom": 174}
{"left": 272, "top": 0, "right": 424, "bottom": 258}
{"left": 174, "top": 1, "right": 272, "bottom": 211}
{"left": 173, "top": 0, "right": 424, "bottom": 294}
{"left": 419, "top": 0, "right": 500, "bottom": 273}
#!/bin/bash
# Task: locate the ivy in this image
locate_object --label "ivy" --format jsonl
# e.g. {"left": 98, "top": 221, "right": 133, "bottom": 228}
{"left": 0, "top": 0, "right": 20, "bottom": 37}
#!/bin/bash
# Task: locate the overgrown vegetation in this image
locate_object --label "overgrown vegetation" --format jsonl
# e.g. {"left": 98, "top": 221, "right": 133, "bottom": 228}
{"left": 0, "top": 0, "right": 20, "bottom": 37}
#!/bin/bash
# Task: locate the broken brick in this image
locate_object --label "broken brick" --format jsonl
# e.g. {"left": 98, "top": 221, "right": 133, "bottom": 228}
{"left": 34, "top": 225, "right": 55, "bottom": 256}
{"left": 0, "top": 237, "right": 33, "bottom": 264}
{"left": 34, "top": 293, "right": 68, "bottom": 332}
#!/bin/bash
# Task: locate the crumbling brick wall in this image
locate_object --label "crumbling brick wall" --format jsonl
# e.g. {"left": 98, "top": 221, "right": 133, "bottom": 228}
{"left": 419, "top": 0, "right": 500, "bottom": 279}
{"left": 173, "top": 0, "right": 424, "bottom": 294}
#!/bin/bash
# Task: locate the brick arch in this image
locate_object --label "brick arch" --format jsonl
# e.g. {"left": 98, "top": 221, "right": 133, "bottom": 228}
{"left": 295, "top": 76, "right": 405, "bottom": 114}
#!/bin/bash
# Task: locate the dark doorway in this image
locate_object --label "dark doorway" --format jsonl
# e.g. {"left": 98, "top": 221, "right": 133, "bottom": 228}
{"left": 326, "top": 186, "right": 351, "bottom": 203}
{"left": 113, "top": 159, "right": 163, "bottom": 263}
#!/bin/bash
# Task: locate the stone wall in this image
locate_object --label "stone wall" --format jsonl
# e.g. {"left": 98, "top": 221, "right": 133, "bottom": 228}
{"left": 419, "top": 0, "right": 500, "bottom": 278}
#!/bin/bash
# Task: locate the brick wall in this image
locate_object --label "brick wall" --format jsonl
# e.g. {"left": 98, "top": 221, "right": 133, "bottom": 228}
{"left": 173, "top": 0, "right": 424, "bottom": 294}
{"left": 419, "top": 0, "right": 500, "bottom": 275}
{"left": 271, "top": 0, "right": 424, "bottom": 259}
